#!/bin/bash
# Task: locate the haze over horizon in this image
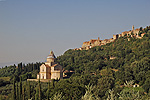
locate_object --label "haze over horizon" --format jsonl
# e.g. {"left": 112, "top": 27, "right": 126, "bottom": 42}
{"left": 0, "top": 0, "right": 150, "bottom": 67}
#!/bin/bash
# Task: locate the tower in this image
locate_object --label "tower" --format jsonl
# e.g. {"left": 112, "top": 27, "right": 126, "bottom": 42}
{"left": 132, "top": 25, "right": 134, "bottom": 31}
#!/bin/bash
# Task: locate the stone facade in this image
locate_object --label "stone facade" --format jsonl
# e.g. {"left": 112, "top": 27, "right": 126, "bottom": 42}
{"left": 80, "top": 37, "right": 116, "bottom": 50}
{"left": 82, "top": 37, "right": 102, "bottom": 48}
{"left": 37, "top": 51, "right": 63, "bottom": 80}
{"left": 113, "top": 34, "right": 119, "bottom": 40}
{"left": 121, "top": 25, "right": 140, "bottom": 37}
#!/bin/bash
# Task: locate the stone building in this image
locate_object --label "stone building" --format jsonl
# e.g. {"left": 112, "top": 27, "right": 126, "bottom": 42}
{"left": 82, "top": 37, "right": 102, "bottom": 48}
{"left": 113, "top": 34, "right": 119, "bottom": 40}
{"left": 121, "top": 25, "right": 140, "bottom": 37}
{"left": 140, "top": 33, "right": 145, "bottom": 37}
{"left": 37, "top": 51, "right": 63, "bottom": 80}
{"left": 81, "top": 36, "right": 116, "bottom": 50}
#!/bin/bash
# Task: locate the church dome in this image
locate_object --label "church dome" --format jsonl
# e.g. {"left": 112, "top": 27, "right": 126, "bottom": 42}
{"left": 47, "top": 51, "right": 56, "bottom": 59}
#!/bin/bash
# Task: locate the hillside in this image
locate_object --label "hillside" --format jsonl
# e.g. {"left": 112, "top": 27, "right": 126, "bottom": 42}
{"left": 0, "top": 26, "right": 150, "bottom": 100}
{"left": 57, "top": 26, "right": 150, "bottom": 77}
{"left": 56, "top": 26, "right": 150, "bottom": 99}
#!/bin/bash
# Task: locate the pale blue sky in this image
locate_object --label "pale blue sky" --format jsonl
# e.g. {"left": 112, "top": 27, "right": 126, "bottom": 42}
{"left": 0, "top": 0, "right": 150, "bottom": 67}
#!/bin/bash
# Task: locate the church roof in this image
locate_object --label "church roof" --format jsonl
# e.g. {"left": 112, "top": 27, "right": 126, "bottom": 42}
{"left": 43, "top": 63, "right": 60, "bottom": 68}
{"left": 43, "top": 63, "right": 62, "bottom": 70}
{"left": 52, "top": 64, "right": 62, "bottom": 70}
{"left": 51, "top": 64, "right": 58, "bottom": 67}
{"left": 44, "top": 64, "right": 50, "bottom": 67}
{"left": 40, "top": 64, "right": 50, "bottom": 68}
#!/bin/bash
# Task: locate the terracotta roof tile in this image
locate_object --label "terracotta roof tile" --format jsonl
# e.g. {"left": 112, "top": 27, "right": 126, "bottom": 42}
{"left": 51, "top": 64, "right": 58, "bottom": 67}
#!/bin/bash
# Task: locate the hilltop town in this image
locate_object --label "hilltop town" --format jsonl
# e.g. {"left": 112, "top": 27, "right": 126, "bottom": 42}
{"left": 74, "top": 25, "right": 146, "bottom": 50}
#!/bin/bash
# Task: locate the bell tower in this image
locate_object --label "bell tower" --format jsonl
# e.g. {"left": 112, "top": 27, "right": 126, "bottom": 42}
{"left": 132, "top": 25, "right": 134, "bottom": 31}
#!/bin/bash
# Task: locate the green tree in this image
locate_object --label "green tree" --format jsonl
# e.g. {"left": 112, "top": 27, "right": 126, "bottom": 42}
{"left": 22, "top": 85, "right": 25, "bottom": 100}
{"left": 16, "top": 82, "right": 19, "bottom": 100}
{"left": 50, "top": 93, "right": 63, "bottom": 100}
{"left": 52, "top": 79, "right": 55, "bottom": 89}
{"left": 106, "top": 89, "right": 117, "bottom": 100}
{"left": 27, "top": 81, "right": 31, "bottom": 99}
{"left": 38, "top": 80, "right": 41, "bottom": 100}
{"left": 19, "top": 77, "right": 22, "bottom": 100}
{"left": 12, "top": 77, "right": 16, "bottom": 100}
{"left": 143, "top": 78, "right": 150, "bottom": 93}
{"left": 35, "top": 87, "right": 39, "bottom": 100}
{"left": 47, "top": 81, "right": 50, "bottom": 100}
{"left": 81, "top": 84, "right": 99, "bottom": 100}
{"left": 118, "top": 88, "right": 141, "bottom": 100}
{"left": 95, "top": 77, "right": 114, "bottom": 98}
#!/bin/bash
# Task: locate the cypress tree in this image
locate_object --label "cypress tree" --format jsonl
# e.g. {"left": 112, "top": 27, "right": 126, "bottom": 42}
{"left": 19, "top": 77, "right": 22, "bottom": 100}
{"left": 20, "top": 62, "right": 22, "bottom": 73}
{"left": 31, "top": 63, "right": 34, "bottom": 71}
{"left": 16, "top": 82, "right": 19, "bottom": 100}
{"left": 17, "top": 63, "right": 22, "bottom": 74}
{"left": 12, "top": 77, "right": 16, "bottom": 100}
{"left": 52, "top": 79, "right": 55, "bottom": 89}
{"left": 47, "top": 81, "right": 50, "bottom": 100}
{"left": 33, "top": 64, "right": 35, "bottom": 71}
{"left": 22, "top": 85, "right": 25, "bottom": 100}
{"left": 38, "top": 79, "right": 41, "bottom": 100}
{"left": 23, "top": 64, "right": 26, "bottom": 73}
{"left": 27, "top": 81, "right": 31, "bottom": 99}
{"left": 35, "top": 87, "right": 39, "bottom": 100}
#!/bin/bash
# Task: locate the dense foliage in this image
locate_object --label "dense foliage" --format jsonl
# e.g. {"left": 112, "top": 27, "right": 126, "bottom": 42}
{"left": 0, "top": 26, "right": 150, "bottom": 100}
{"left": 0, "top": 62, "right": 42, "bottom": 81}
{"left": 57, "top": 26, "right": 150, "bottom": 86}
{"left": 0, "top": 62, "right": 42, "bottom": 99}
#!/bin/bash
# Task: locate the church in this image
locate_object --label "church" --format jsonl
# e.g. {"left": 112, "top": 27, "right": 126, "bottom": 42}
{"left": 37, "top": 51, "right": 63, "bottom": 80}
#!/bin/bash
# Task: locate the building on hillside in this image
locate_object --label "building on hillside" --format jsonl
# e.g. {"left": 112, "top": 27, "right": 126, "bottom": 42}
{"left": 113, "top": 34, "right": 119, "bottom": 40}
{"left": 81, "top": 36, "right": 116, "bottom": 50}
{"left": 118, "top": 34, "right": 122, "bottom": 37}
{"left": 82, "top": 37, "right": 102, "bottom": 48}
{"left": 132, "top": 25, "right": 140, "bottom": 37}
{"left": 110, "top": 56, "right": 117, "bottom": 60}
{"left": 37, "top": 51, "right": 63, "bottom": 80}
{"left": 121, "top": 25, "right": 140, "bottom": 37}
{"left": 141, "top": 33, "right": 146, "bottom": 37}
{"left": 74, "top": 25, "right": 144, "bottom": 51}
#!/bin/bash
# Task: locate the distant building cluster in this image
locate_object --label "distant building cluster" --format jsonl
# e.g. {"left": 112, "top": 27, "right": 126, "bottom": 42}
{"left": 74, "top": 25, "right": 146, "bottom": 50}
